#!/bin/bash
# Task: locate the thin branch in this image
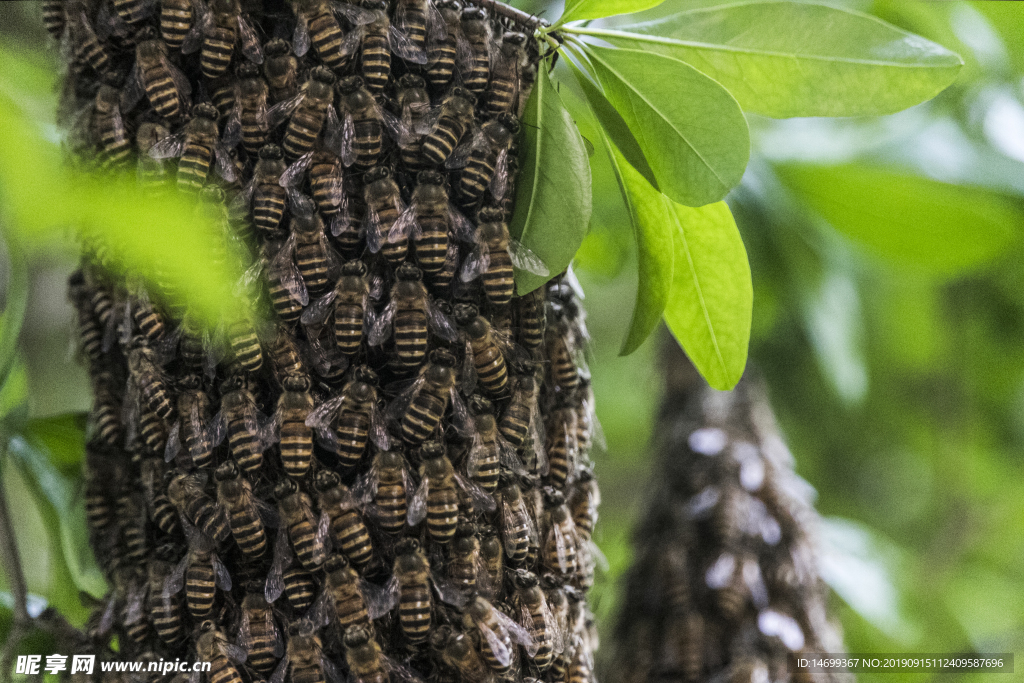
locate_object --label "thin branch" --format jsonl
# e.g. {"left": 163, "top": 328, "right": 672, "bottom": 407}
{"left": 0, "top": 434, "right": 31, "bottom": 682}
{"left": 472, "top": 0, "right": 550, "bottom": 30}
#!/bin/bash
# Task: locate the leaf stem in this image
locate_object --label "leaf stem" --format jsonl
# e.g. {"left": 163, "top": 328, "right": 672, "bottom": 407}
{"left": 0, "top": 433, "right": 31, "bottom": 682}
{"left": 472, "top": 0, "right": 550, "bottom": 30}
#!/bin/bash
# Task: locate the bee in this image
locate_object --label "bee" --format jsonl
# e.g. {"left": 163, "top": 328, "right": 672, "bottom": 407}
{"left": 305, "top": 365, "right": 389, "bottom": 467}
{"left": 452, "top": 114, "right": 519, "bottom": 208}
{"left": 546, "top": 319, "right": 580, "bottom": 394}
{"left": 164, "top": 538, "right": 233, "bottom": 618}
{"left": 281, "top": 567, "right": 317, "bottom": 612}
{"left": 460, "top": 206, "right": 548, "bottom": 307}
{"left": 393, "top": 75, "right": 432, "bottom": 170}
{"left": 394, "top": 348, "right": 465, "bottom": 445}
{"left": 425, "top": 0, "right": 461, "bottom": 90}
{"left": 573, "top": 379, "right": 603, "bottom": 454}
{"left": 498, "top": 373, "right": 543, "bottom": 467}
{"left": 568, "top": 640, "right": 594, "bottom": 683}
{"left": 466, "top": 396, "right": 524, "bottom": 493}
{"left": 271, "top": 373, "right": 316, "bottom": 478}
{"left": 142, "top": 458, "right": 180, "bottom": 536}
{"left": 127, "top": 339, "right": 175, "bottom": 422}
{"left": 391, "top": 170, "right": 474, "bottom": 275}
{"left": 268, "top": 66, "right": 339, "bottom": 161}
{"left": 459, "top": 8, "right": 491, "bottom": 98}
{"left": 448, "top": 520, "right": 483, "bottom": 593}
{"left": 361, "top": 166, "right": 407, "bottom": 262}
{"left": 70, "top": 279, "right": 105, "bottom": 366}
{"left": 541, "top": 489, "right": 579, "bottom": 579}
{"left": 512, "top": 570, "right": 561, "bottom": 670}
{"left": 496, "top": 476, "right": 536, "bottom": 563}
{"left": 84, "top": 71, "right": 132, "bottom": 169}
{"left": 272, "top": 193, "right": 337, "bottom": 296}
{"left": 336, "top": 76, "right": 383, "bottom": 169}
{"left": 456, "top": 304, "right": 522, "bottom": 397}
{"left": 113, "top": 0, "right": 148, "bottom": 27}
{"left": 226, "top": 316, "right": 264, "bottom": 373}
{"left": 369, "top": 263, "right": 458, "bottom": 371}
{"left": 213, "top": 374, "right": 270, "bottom": 473}
{"left": 214, "top": 460, "right": 272, "bottom": 558}
{"left": 394, "top": 0, "right": 429, "bottom": 53}
{"left": 89, "top": 371, "right": 123, "bottom": 447}
{"left": 164, "top": 374, "right": 216, "bottom": 468}
{"left": 282, "top": 149, "right": 347, "bottom": 224}
{"left": 116, "top": 489, "right": 149, "bottom": 562}
{"left": 290, "top": 0, "right": 374, "bottom": 72}
{"left": 420, "top": 87, "right": 475, "bottom": 166}
{"left": 544, "top": 408, "right": 578, "bottom": 490}
{"left": 195, "top": 622, "right": 248, "bottom": 683}
{"left": 274, "top": 619, "right": 341, "bottom": 683}
{"left": 275, "top": 478, "right": 330, "bottom": 571}
{"left": 167, "top": 471, "right": 231, "bottom": 544}
{"left": 149, "top": 102, "right": 237, "bottom": 192}
{"left": 301, "top": 259, "right": 370, "bottom": 355}
{"left": 480, "top": 525, "right": 504, "bottom": 599}
{"left": 69, "top": 10, "right": 111, "bottom": 75}
{"left": 42, "top": 0, "right": 66, "bottom": 40}
{"left": 348, "top": 0, "right": 427, "bottom": 96}
{"left": 388, "top": 538, "right": 433, "bottom": 643}
{"left": 129, "top": 288, "right": 167, "bottom": 344}
{"left": 236, "top": 144, "right": 289, "bottom": 238}
{"left": 268, "top": 323, "right": 309, "bottom": 380}
{"left": 408, "top": 442, "right": 460, "bottom": 543}
{"left": 311, "top": 554, "right": 384, "bottom": 635}
{"left": 315, "top": 471, "right": 375, "bottom": 570}
{"left": 147, "top": 545, "right": 187, "bottom": 648}
{"left": 342, "top": 626, "right": 390, "bottom": 683}
{"left": 357, "top": 450, "right": 410, "bottom": 533}
{"left": 239, "top": 590, "right": 283, "bottom": 675}
{"left": 498, "top": 149, "right": 520, "bottom": 220}
{"left": 160, "top": 0, "right": 195, "bottom": 49}
{"left": 125, "top": 28, "right": 191, "bottom": 121}
{"left": 485, "top": 32, "right": 528, "bottom": 117}
{"left": 569, "top": 467, "right": 599, "bottom": 542}
{"left": 183, "top": 0, "right": 264, "bottom": 79}
{"left": 514, "top": 288, "right": 545, "bottom": 351}
{"left": 223, "top": 61, "right": 270, "bottom": 156}
{"left": 263, "top": 38, "right": 299, "bottom": 103}
{"left": 465, "top": 596, "right": 535, "bottom": 674}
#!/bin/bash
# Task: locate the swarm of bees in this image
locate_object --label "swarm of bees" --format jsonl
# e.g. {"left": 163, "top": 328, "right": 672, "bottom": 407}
{"left": 608, "top": 357, "right": 851, "bottom": 683}
{"left": 55, "top": 0, "right": 601, "bottom": 681}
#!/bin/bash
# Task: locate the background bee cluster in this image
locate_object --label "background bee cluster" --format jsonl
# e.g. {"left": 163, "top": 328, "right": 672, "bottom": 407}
{"left": 609, "top": 351, "right": 849, "bottom": 683}
{"left": 51, "top": 0, "right": 601, "bottom": 680}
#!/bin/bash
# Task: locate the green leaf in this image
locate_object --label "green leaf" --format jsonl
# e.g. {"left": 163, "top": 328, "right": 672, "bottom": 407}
{"left": 559, "top": 0, "right": 665, "bottom": 26}
{"left": 775, "top": 164, "right": 1020, "bottom": 274}
{"left": 582, "top": 44, "right": 749, "bottom": 207}
{"left": 663, "top": 200, "right": 751, "bottom": 390}
{"left": 577, "top": 1, "right": 963, "bottom": 118}
{"left": 0, "top": 355, "right": 29, "bottom": 428}
{"left": 0, "top": 236, "right": 28, "bottom": 390}
{"left": 563, "top": 49, "right": 659, "bottom": 191}
{"left": 509, "top": 63, "right": 592, "bottom": 294}
{"left": 602, "top": 139, "right": 674, "bottom": 355}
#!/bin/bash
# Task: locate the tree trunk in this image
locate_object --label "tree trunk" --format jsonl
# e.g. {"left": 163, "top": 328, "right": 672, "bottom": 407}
{"left": 58, "top": 0, "right": 598, "bottom": 680}
{"left": 608, "top": 339, "right": 851, "bottom": 683}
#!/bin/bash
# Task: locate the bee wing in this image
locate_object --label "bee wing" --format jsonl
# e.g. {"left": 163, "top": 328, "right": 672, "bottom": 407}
{"left": 123, "top": 582, "right": 146, "bottom": 626}
{"left": 314, "top": 510, "right": 333, "bottom": 563}
{"left": 148, "top": 130, "right": 189, "bottom": 159}
{"left": 381, "top": 106, "right": 413, "bottom": 148}
{"left": 164, "top": 54, "right": 194, "bottom": 100}
{"left": 324, "top": 104, "right": 343, "bottom": 153}
{"left": 450, "top": 387, "right": 473, "bottom": 437}
{"left": 267, "top": 91, "right": 304, "bottom": 128}
{"left": 269, "top": 235, "right": 308, "bottom": 304}
{"left": 368, "top": 301, "right": 396, "bottom": 346}
{"left": 426, "top": 298, "right": 458, "bottom": 342}
{"left": 431, "top": 572, "right": 468, "bottom": 609}
{"left": 269, "top": 654, "right": 290, "bottom": 683}
{"left": 163, "top": 554, "right": 189, "bottom": 598}
{"left": 280, "top": 150, "right": 313, "bottom": 188}
{"left": 353, "top": 463, "right": 380, "bottom": 504}
{"left": 444, "top": 131, "right": 482, "bottom": 170}
{"left": 407, "top": 474, "right": 429, "bottom": 526}
{"left": 389, "top": 24, "right": 428, "bottom": 64}
{"left": 265, "top": 529, "right": 293, "bottom": 603}
{"left": 501, "top": 502, "right": 524, "bottom": 558}
{"left": 238, "top": 15, "right": 264, "bottom": 64}
{"left": 221, "top": 639, "right": 249, "bottom": 664}
{"left": 98, "top": 595, "right": 117, "bottom": 637}
{"left": 208, "top": 409, "right": 227, "bottom": 447}
{"left": 508, "top": 239, "right": 549, "bottom": 276}
{"left": 494, "top": 606, "right": 537, "bottom": 655}
{"left": 256, "top": 496, "right": 281, "bottom": 528}
{"left": 238, "top": 605, "right": 251, "bottom": 648}
{"left": 496, "top": 434, "right": 526, "bottom": 475}
{"left": 552, "top": 524, "right": 573, "bottom": 574}
{"left": 447, "top": 203, "right": 475, "bottom": 242}
{"left": 454, "top": 472, "right": 496, "bottom": 513}
{"left": 211, "top": 553, "right": 233, "bottom": 591}
{"left": 305, "top": 392, "right": 347, "bottom": 430}
{"left": 542, "top": 596, "right": 566, "bottom": 654}
{"left": 388, "top": 202, "right": 419, "bottom": 243}
{"left": 460, "top": 339, "right": 478, "bottom": 395}
{"left": 292, "top": 13, "right": 310, "bottom": 56}
{"left": 478, "top": 618, "right": 514, "bottom": 668}
{"left": 332, "top": 1, "right": 376, "bottom": 25}
{"left": 490, "top": 148, "right": 510, "bottom": 200}
{"left": 339, "top": 112, "right": 356, "bottom": 167}
{"left": 214, "top": 144, "right": 238, "bottom": 182}
{"left": 300, "top": 287, "right": 340, "bottom": 327}
{"left": 339, "top": 24, "right": 365, "bottom": 57}
{"left": 465, "top": 435, "right": 486, "bottom": 478}
{"left": 369, "top": 400, "right": 391, "bottom": 450}
{"left": 426, "top": 2, "right": 447, "bottom": 42}
{"left": 364, "top": 204, "right": 386, "bottom": 254}
{"left": 322, "top": 656, "right": 344, "bottom": 683}
{"left": 306, "top": 586, "right": 334, "bottom": 627}
{"left": 529, "top": 415, "right": 548, "bottom": 477}
{"left": 459, "top": 243, "right": 490, "bottom": 282}
{"left": 223, "top": 96, "right": 243, "bottom": 149}
{"left": 164, "top": 421, "right": 182, "bottom": 463}
{"left": 363, "top": 576, "right": 399, "bottom": 618}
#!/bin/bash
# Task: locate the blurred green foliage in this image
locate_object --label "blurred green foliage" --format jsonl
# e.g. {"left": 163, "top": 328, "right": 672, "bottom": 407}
{"left": 0, "top": 1, "right": 1022, "bottom": 681}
